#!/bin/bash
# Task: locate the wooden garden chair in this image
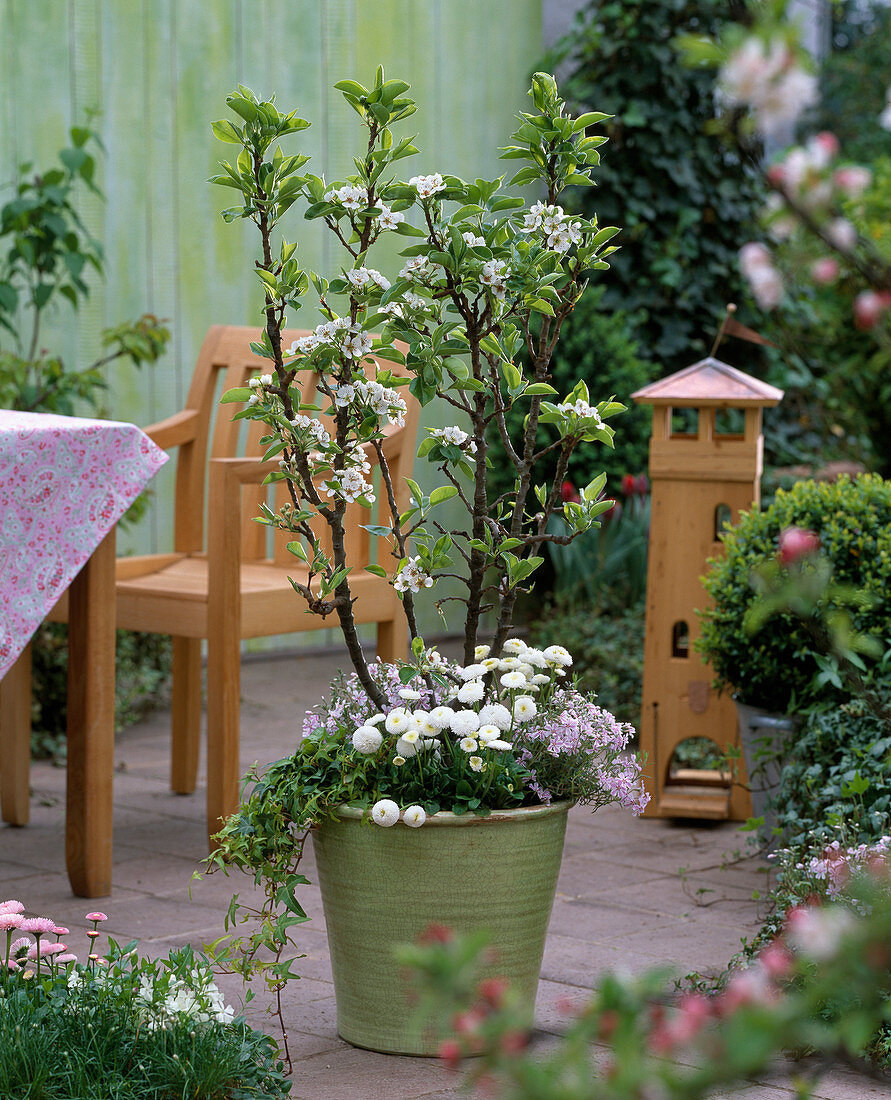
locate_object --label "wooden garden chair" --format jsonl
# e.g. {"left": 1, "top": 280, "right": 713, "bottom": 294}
{"left": 4, "top": 325, "right": 418, "bottom": 845}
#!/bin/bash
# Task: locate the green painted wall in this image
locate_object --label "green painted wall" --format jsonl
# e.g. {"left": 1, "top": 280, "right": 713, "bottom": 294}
{"left": 0, "top": 0, "right": 543, "bottom": 639}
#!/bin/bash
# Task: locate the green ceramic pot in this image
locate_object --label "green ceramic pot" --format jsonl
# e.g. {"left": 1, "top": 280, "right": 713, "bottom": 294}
{"left": 311, "top": 800, "right": 570, "bottom": 1055}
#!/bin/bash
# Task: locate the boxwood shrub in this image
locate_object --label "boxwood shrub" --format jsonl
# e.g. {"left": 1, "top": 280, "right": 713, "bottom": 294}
{"left": 697, "top": 474, "right": 891, "bottom": 712}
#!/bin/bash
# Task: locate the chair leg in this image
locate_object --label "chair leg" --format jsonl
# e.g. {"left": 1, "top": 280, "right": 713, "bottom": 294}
{"left": 170, "top": 636, "right": 202, "bottom": 795}
{"left": 0, "top": 643, "right": 32, "bottom": 826}
{"left": 376, "top": 612, "right": 409, "bottom": 664}
{"left": 205, "top": 631, "right": 241, "bottom": 847}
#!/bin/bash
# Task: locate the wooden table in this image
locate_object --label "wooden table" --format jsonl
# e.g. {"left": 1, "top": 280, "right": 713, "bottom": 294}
{"left": 0, "top": 412, "right": 167, "bottom": 897}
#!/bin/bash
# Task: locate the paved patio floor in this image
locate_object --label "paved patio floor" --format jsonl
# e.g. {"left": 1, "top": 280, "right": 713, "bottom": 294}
{"left": 2, "top": 647, "right": 889, "bottom": 1099}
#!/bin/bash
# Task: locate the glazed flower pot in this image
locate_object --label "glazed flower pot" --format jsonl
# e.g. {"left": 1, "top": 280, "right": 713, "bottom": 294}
{"left": 735, "top": 701, "right": 797, "bottom": 830}
{"left": 311, "top": 800, "right": 571, "bottom": 1055}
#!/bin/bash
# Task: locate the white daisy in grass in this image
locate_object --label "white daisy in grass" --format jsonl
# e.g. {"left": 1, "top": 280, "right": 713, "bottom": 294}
{"left": 451, "top": 710, "right": 481, "bottom": 736}
{"left": 395, "top": 736, "right": 419, "bottom": 758}
{"left": 543, "top": 645, "right": 573, "bottom": 667}
{"left": 476, "top": 725, "right": 501, "bottom": 744}
{"left": 459, "top": 737, "right": 479, "bottom": 753}
{"left": 428, "top": 706, "right": 455, "bottom": 730}
{"left": 393, "top": 756, "right": 406, "bottom": 767}
{"left": 385, "top": 709, "right": 412, "bottom": 735}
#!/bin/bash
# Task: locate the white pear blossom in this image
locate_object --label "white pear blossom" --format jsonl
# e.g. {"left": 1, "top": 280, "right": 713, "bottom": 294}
{"left": 375, "top": 205, "right": 405, "bottom": 231}
{"left": 352, "top": 726, "right": 383, "bottom": 753}
{"left": 403, "top": 805, "right": 427, "bottom": 827}
{"left": 479, "top": 258, "right": 509, "bottom": 298}
{"left": 371, "top": 799, "right": 400, "bottom": 826}
{"left": 400, "top": 255, "right": 433, "bottom": 282}
{"left": 409, "top": 173, "right": 446, "bottom": 198}
{"left": 325, "top": 184, "right": 368, "bottom": 209}
{"left": 346, "top": 266, "right": 391, "bottom": 292}
{"left": 394, "top": 556, "right": 434, "bottom": 594}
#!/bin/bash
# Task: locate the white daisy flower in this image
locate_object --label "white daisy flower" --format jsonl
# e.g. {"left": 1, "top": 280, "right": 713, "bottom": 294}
{"left": 543, "top": 645, "right": 573, "bottom": 667}
{"left": 420, "top": 737, "right": 440, "bottom": 751}
{"left": 478, "top": 703, "right": 512, "bottom": 730}
{"left": 428, "top": 706, "right": 455, "bottom": 730}
{"left": 481, "top": 658, "right": 501, "bottom": 671}
{"left": 510, "top": 695, "right": 539, "bottom": 721}
{"left": 457, "top": 663, "right": 487, "bottom": 681}
{"left": 400, "top": 730, "right": 420, "bottom": 745}
{"left": 385, "top": 709, "right": 411, "bottom": 735}
{"left": 474, "top": 645, "right": 491, "bottom": 659}
{"left": 502, "top": 639, "right": 527, "bottom": 654}
{"left": 531, "top": 674, "right": 550, "bottom": 685}
{"left": 451, "top": 710, "right": 481, "bottom": 736}
{"left": 499, "top": 657, "right": 522, "bottom": 670}
{"left": 403, "top": 805, "right": 427, "bottom": 828}
{"left": 398, "top": 688, "right": 422, "bottom": 701}
{"left": 485, "top": 739, "right": 513, "bottom": 751}
{"left": 418, "top": 716, "right": 440, "bottom": 736}
{"left": 371, "top": 799, "right": 400, "bottom": 826}
{"left": 477, "top": 725, "right": 501, "bottom": 744}
{"left": 500, "top": 671, "right": 528, "bottom": 689}
{"left": 393, "top": 756, "right": 406, "bottom": 767}
{"left": 523, "top": 649, "right": 548, "bottom": 669}
{"left": 395, "top": 737, "right": 418, "bottom": 758}
{"left": 366, "top": 713, "right": 387, "bottom": 727}
{"left": 459, "top": 737, "right": 479, "bottom": 753}
{"left": 457, "top": 680, "right": 485, "bottom": 704}
{"left": 351, "top": 726, "right": 383, "bottom": 753}
{"left": 468, "top": 756, "right": 485, "bottom": 773}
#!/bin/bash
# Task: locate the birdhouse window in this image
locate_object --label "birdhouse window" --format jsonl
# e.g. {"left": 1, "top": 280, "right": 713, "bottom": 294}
{"left": 671, "top": 620, "right": 689, "bottom": 658}
{"left": 714, "top": 503, "right": 732, "bottom": 540}
{"left": 670, "top": 408, "right": 698, "bottom": 438}
{"left": 714, "top": 407, "right": 745, "bottom": 437}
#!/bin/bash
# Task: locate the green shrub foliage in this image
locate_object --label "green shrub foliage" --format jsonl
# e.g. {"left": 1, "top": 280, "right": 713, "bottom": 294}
{"left": 550, "top": 0, "right": 764, "bottom": 369}
{"left": 698, "top": 474, "right": 891, "bottom": 711}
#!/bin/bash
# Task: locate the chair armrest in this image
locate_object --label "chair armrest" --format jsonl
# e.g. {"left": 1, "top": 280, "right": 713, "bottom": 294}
{"left": 143, "top": 409, "right": 201, "bottom": 449}
{"left": 208, "top": 455, "right": 279, "bottom": 485}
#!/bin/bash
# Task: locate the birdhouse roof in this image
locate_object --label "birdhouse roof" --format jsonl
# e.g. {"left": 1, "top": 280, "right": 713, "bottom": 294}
{"left": 632, "top": 358, "right": 784, "bottom": 408}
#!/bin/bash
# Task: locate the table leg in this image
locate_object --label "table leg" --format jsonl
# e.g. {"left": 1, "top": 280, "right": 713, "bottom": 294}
{"left": 0, "top": 643, "right": 32, "bottom": 825}
{"left": 66, "top": 528, "right": 116, "bottom": 897}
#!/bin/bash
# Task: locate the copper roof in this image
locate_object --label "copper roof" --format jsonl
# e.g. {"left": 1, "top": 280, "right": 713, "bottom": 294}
{"left": 632, "top": 357, "right": 784, "bottom": 408}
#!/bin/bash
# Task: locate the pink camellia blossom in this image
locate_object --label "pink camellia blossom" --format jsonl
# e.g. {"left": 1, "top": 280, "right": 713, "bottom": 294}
{"left": 833, "top": 165, "right": 872, "bottom": 197}
{"left": 20, "top": 916, "right": 57, "bottom": 935}
{"left": 85, "top": 911, "right": 108, "bottom": 923}
{"left": 810, "top": 257, "right": 839, "bottom": 285}
{"left": 810, "top": 131, "right": 840, "bottom": 163}
{"left": 778, "top": 526, "right": 821, "bottom": 565}
{"left": 854, "top": 290, "right": 891, "bottom": 330}
{"left": 0, "top": 913, "right": 23, "bottom": 931}
{"left": 826, "top": 217, "right": 857, "bottom": 252}
{"left": 0, "top": 900, "right": 24, "bottom": 914}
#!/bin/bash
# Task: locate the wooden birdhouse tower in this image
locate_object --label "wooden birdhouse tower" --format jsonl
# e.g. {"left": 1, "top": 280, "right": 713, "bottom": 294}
{"left": 632, "top": 358, "right": 783, "bottom": 820}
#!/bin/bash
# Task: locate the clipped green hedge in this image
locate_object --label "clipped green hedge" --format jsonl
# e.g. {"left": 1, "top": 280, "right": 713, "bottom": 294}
{"left": 697, "top": 474, "right": 891, "bottom": 711}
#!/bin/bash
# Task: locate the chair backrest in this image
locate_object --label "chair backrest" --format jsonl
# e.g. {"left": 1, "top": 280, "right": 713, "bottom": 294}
{"left": 172, "top": 325, "right": 419, "bottom": 568}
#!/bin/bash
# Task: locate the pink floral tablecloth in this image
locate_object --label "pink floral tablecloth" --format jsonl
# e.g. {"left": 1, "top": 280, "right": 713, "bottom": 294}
{"left": 0, "top": 411, "right": 168, "bottom": 679}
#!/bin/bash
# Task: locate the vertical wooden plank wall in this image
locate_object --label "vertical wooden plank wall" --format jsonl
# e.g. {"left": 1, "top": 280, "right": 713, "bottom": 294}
{"left": 0, "top": 0, "right": 542, "bottom": 628}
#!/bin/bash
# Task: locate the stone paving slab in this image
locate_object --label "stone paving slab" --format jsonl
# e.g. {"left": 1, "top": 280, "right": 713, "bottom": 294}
{"left": 1, "top": 649, "right": 887, "bottom": 1099}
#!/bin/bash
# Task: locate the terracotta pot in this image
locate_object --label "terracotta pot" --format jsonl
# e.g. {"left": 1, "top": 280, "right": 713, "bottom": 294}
{"left": 310, "top": 800, "right": 570, "bottom": 1055}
